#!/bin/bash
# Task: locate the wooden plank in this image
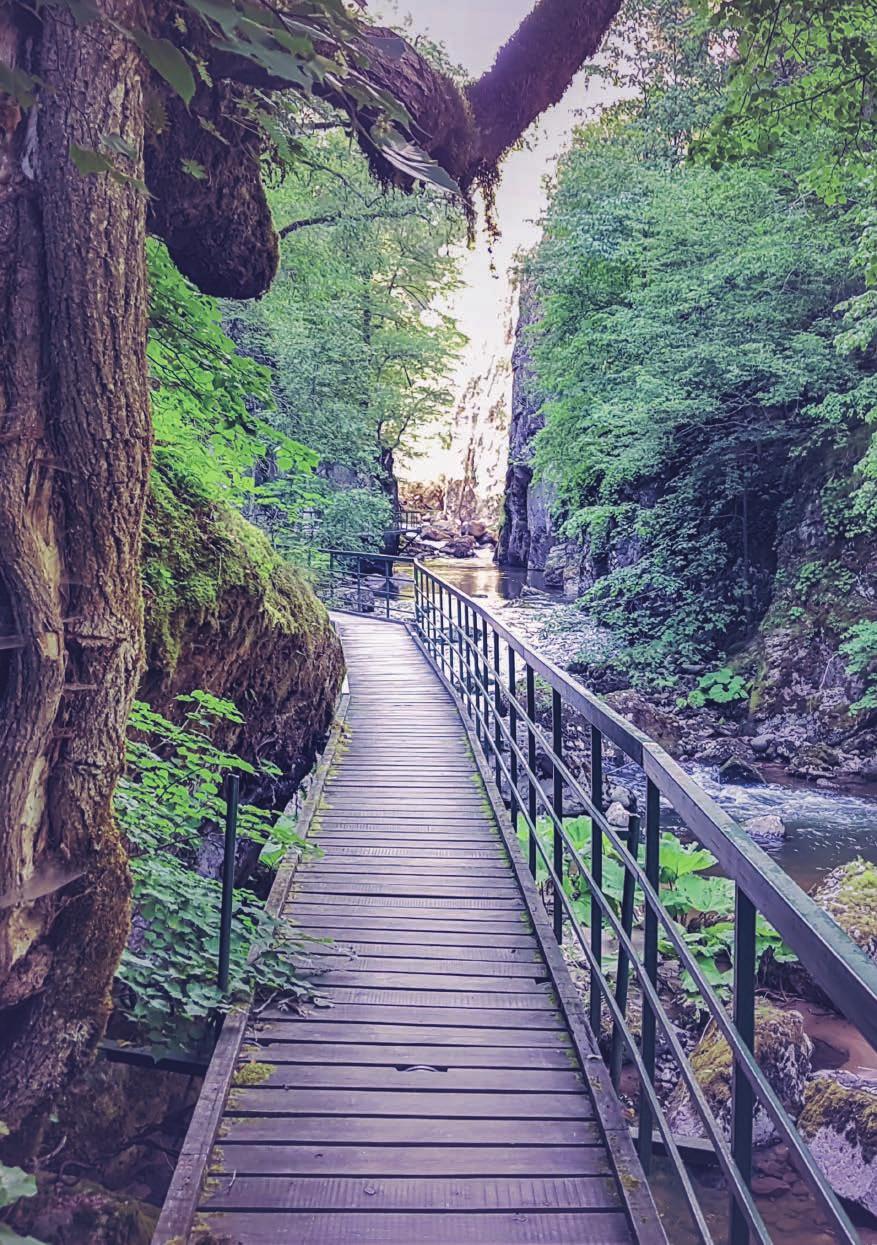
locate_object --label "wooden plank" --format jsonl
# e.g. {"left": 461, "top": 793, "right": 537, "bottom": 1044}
{"left": 252, "top": 1021, "right": 570, "bottom": 1047}
{"left": 218, "top": 1117, "right": 601, "bottom": 1146}
{"left": 233, "top": 1064, "right": 585, "bottom": 1092}
{"left": 248, "top": 1043, "right": 576, "bottom": 1069}
{"left": 195, "top": 1210, "right": 632, "bottom": 1244}
{"left": 226, "top": 1088, "right": 592, "bottom": 1118}
{"left": 288, "top": 924, "right": 537, "bottom": 945}
{"left": 313, "top": 972, "right": 549, "bottom": 993}
{"left": 210, "top": 1143, "right": 612, "bottom": 1177}
{"left": 200, "top": 1173, "right": 621, "bottom": 1212}
{"left": 300, "top": 944, "right": 543, "bottom": 964}
{"left": 304, "top": 956, "right": 545, "bottom": 976}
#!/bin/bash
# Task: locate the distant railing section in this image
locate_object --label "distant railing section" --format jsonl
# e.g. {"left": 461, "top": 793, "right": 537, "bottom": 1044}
{"left": 313, "top": 549, "right": 416, "bottom": 622}
{"left": 409, "top": 558, "right": 877, "bottom": 1245}
{"left": 396, "top": 506, "right": 425, "bottom": 531}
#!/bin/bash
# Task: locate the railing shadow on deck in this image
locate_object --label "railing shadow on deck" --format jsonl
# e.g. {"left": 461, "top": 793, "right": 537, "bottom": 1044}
{"left": 314, "top": 549, "right": 877, "bottom": 1245}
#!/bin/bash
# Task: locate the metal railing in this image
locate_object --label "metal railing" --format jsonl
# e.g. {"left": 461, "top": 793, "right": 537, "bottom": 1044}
{"left": 409, "top": 558, "right": 877, "bottom": 1245}
{"left": 313, "top": 549, "right": 416, "bottom": 622}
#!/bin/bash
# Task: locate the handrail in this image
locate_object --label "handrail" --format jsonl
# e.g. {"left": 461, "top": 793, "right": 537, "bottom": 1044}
{"left": 311, "top": 548, "right": 416, "bottom": 622}
{"left": 407, "top": 556, "right": 876, "bottom": 1245}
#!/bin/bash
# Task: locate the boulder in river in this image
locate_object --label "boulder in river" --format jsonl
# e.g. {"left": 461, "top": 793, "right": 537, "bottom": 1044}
{"left": 798, "top": 1070, "right": 877, "bottom": 1218}
{"left": 441, "top": 535, "right": 477, "bottom": 558}
{"left": 744, "top": 814, "right": 787, "bottom": 841}
{"left": 718, "top": 756, "right": 763, "bottom": 785}
{"left": 606, "top": 801, "right": 631, "bottom": 828}
{"left": 665, "top": 1002, "right": 812, "bottom": 1144}
{"left": 813, "top": 858, "right": 877, "bottom": 962}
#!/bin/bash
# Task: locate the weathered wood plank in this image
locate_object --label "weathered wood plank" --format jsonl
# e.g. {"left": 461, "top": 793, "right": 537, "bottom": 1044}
{"left": 247, "top": 1043, "right": 575, "bottom": 1068}
{"left": 200, "top": 1174, "right": 621, "bottom": 1212}
{"left": 209, "top": 1143, "right": 611, "bottom": 1177}
{"left": 227, "top": 1087, "right": 593, "bottom": 1118}
{"left": 195, "top": 1210, "right": 632, "bottom": 1244}
{"left": 232, "top": 1064, "right": 585, "bottom": 1092}
{"left": 251, "top": 1021, "right": 573, "bottom": 1047}
{"left": 217, "top": 1117, "right": 602, "bottom": 1146}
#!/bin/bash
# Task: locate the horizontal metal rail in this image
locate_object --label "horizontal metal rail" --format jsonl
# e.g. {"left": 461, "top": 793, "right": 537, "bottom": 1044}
{"left": 407, "top": 557, "right": 877, "bottom": 1245}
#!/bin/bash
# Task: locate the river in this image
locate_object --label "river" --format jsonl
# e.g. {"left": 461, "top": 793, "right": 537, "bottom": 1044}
{"left": 429, "top": 551, "right": 877, "bottom": 893}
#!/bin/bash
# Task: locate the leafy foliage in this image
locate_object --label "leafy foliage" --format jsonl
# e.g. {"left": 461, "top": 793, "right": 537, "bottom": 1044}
{"left": 148, "top": 239, "right": 316, "bottom": 518}
{"left": 527, "top": 4, "right": 875, "bottom": 686}
{"left": 518, "top": 816, "right": 792, "bottom": 998}
{"left": 681, "top": 667, "right": 750, "bottom": 710}
{"left": 841, "top": 621, "right": 877, "bottom": 713}
{"left": 114, "top": 694, "right": 314, "bottom": 1053}
{"left": 228, "top": 129, "right": 466, "bottom": 551}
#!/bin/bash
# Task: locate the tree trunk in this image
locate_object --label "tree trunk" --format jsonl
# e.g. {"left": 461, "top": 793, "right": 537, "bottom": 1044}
{"left": 0, "top": 0, "right": 150, "bottom": 1132}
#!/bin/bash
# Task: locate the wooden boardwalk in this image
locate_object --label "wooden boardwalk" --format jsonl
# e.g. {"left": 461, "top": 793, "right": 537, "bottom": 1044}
{"left": 162, "top": 614, "right": 656, "bottom": 1244}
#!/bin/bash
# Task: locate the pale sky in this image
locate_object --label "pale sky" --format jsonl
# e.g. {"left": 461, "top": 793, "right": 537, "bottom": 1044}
{"left": 370, "top": 1, "right": 621, "bottom": 483}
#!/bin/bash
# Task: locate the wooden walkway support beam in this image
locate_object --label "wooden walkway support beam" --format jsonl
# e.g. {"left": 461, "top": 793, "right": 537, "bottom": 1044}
{"left": 154, "top": 614, "right": 663, "bottom": 1245}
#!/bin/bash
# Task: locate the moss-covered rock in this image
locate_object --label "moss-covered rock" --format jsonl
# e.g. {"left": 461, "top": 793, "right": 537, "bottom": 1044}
{"left": 139, "top": 461, "right": 344, "bottom": 787}
{"left": 798, "top": 1071, "right": 877, "bottom": 1217}
{"left": 813, "top": 858, "right": 877, "bottom": 962}
{"left": 666, "top": 1002, "right": 812, "bottom": 1144}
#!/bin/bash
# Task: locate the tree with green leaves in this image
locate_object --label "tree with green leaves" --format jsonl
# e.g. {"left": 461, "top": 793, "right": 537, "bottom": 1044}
{"left": 527, "top": 2, "right": 874, "bottom": 687}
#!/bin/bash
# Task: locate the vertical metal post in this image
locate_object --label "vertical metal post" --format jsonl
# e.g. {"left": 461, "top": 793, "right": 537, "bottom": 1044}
{"left": 589, "top": 726, "right": 604, "bottom": 1034}
{"left": 552, "top": 689, "right": 563, "bottom": 944}
{"left": 414, "top": 563, "right": 421, "bottom": 633}
{"left": 329, "top": 551, "right": 334, "bottom": 607}
{"left": 217, "top": 772, "right": 239, "bottom": 995}
{"left": 428, "top": 575, "right": 435, "bottom": 655}
{"left": 610, "top": 812, "right": 641, "bottom": 1088}
{"left": 638, "top": 778, "right": 661, "bottom": 1172}
{"left": 493, "top": 630, "right": 502, "bottom": 788}
{"left": 356, "top": 554, "right": 362, "bottom": 613}
{"left": 730, "top": 886, "right": 757, "bottom": 1245}
{"left": 464, "top": 603, "right": 473, "bottom": 722}
{"left": 480, "top": 616, "right": 490, "bottom": 763}
{"left": 526, "top": 665, "right": 537, "bottom": 879}
{"left": 508, "top": 646, "right": 518, "bottom": 833}
{"left": 472, "top": 611, "right": 481, "bottom": 744}
{"left": 385, "top": 558, "right": 390, "bottom": 619}
{"left": 456, "top": 595, "right": 464, "bottom": 701}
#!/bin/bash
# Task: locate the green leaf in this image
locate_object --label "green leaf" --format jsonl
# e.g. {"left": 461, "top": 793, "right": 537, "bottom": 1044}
{"left": 132, "top": 31, "right": 196, "bottom": 105}
{"left": 69, "top": 143, "right": 114, "bottom": 176}
{"left": 0, "top": 63, "right": 40, "bottom": 109}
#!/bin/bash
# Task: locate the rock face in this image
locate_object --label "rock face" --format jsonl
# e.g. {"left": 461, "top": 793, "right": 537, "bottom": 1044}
{"left": 141, "top": 463, "right": 345, "bottom": 794}
{"left": 666, "top": 1003, "right": 812, "bottom": 1144}
{"left": 798, "top": 1071, "right": 877, "bottom": 1217}
{"left": 496, "top": 279, "right": 556, "bottom": 571}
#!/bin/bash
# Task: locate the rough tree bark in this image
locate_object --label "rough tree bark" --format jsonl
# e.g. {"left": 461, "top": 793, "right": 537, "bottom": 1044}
{"left": 0, "top": 0, "right": 622, "bottom": 1135}
{"left": 0, "top": 0, "right": 149, "bottom": 1131}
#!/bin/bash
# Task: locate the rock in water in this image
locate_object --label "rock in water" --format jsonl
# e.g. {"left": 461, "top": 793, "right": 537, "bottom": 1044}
{"left": 441, "top": 535, "right": 477, "bottom": 558}
{"left": 745, "top": 814, "right": 787, "bottom": 841}
{"left": 812, "top": 858, "right": 877, "bottom": 961}
{"left": 718, "top": 757, "right": 764, "bottom": 785}
{"left": 798, "top": 1071, "right": 877, "bottom": 1218}
{"left": 606, "top": 801, "right": 631, "bottom": 828}
{"left": 666, "top": 1003, "right": 812, "bottom": 1144}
